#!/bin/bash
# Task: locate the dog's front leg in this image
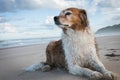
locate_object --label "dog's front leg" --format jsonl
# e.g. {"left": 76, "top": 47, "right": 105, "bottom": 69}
{"left": 68, "top": 65, "right": 103, "bottom": 80}
{"left": 90, "top": 59, "right": 115, "bottom": 80}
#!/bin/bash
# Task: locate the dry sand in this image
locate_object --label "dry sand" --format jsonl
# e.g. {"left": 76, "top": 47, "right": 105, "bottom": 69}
{"left": 0, "top": 35, "right": 120, "bottom": 80}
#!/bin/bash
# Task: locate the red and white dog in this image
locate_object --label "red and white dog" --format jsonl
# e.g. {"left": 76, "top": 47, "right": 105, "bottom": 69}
{"left": 26, "top": 8, "right": 115, "bottom": 80}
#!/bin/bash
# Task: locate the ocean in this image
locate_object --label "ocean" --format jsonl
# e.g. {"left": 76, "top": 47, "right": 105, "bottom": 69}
{"left": 0, "top": 37, "right": 60, "bottom": 49}
{"left": 0, "top": 28, "right": 62, "bottom": 49}
{"left": 0, "top": 32, "right": 119, "bottom": 49}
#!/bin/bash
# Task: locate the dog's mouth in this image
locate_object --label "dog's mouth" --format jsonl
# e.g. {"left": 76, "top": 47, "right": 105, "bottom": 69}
{"left": 55, "top": 21, "right": 69, "bottom": 27}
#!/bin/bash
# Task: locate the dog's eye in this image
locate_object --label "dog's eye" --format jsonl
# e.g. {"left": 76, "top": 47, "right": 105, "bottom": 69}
{"left": 65, "top": 12, "right": 72, "bottom": 15}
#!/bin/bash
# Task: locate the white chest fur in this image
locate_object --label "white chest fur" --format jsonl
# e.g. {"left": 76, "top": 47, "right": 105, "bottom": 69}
{"left": 62, "top": 28, "right": 97, "bottom": 68}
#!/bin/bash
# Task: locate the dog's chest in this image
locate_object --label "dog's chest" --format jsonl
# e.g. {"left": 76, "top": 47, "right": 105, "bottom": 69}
{"left": 62, "top": 29, "right": 95, "bottom": 66}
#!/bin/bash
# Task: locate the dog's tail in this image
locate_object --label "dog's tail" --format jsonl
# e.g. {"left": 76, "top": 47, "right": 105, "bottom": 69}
{"left": 25, "top": 62, "right": 51, "bottom": 72}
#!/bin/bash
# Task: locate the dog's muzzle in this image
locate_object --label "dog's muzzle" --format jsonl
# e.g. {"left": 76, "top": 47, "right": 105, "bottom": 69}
{"left": 54, "top": 16, "right": 61, "bottom": 25}
{"left": 54, "top": 16, "right": 69, "bottom": 27}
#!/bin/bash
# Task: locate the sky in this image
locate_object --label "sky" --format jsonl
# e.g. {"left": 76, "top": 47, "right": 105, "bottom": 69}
{"left": 0, "top": 0, "right": 120, "bottom": 40}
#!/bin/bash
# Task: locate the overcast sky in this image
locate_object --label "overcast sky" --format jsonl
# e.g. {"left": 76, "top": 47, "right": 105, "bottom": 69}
{"left": 0, "top": 0, "right": 120, "bottom": 33}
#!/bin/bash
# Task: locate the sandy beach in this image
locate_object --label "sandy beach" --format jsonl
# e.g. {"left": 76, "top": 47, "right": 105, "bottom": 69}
{"left": 0, "top": 35, "right": 120, "bottom": 80}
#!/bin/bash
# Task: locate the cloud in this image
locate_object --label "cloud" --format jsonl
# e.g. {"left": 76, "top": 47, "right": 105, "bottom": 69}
{"left": 97, "top": 0, "right": 120, "bottom": 8}
{"left": 0, "top": 23, "right": 17, "bottom": 33}
{"left": 0, "top": 0, "right": 120, "bottom": 14}
{"left": 113, "top": 14, "right": 120, "bottom": 20}
{"left": 16, "top": 0, "right": 87, "bottom": 11}
{"left": 0, "top": 0, "right": 89, "bottom": 12}
{"left": 0, "top": 0, "right": 15, "bottom": 12}
{"left": 15, "top": 0, "right": 42, "bottom": 10}
{"left": 44, "top": 16, "right": 54, "bottom": 25}
{"left": 90, "top": 0, "right": 120, "bottom": 27}
{"left": 105, "top": 13, "right": 120, "bottom": 24}
{"left": 0, "top": 16, "right": 7, "bottom": 23}
{"left": 97, "top": 0, "right": 120, "bottom": 13}
{"left": 0, "top": 0, "right": 120, "bottom": 32}
{"left": 96, "top": 0, "right": 120, "bottom": 24}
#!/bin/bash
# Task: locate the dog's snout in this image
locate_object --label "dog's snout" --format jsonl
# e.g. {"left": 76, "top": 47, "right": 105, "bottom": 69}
{"left": 54, "top": 16, "right": 58, "bottom": 22}
{"left": 54, "top": 16, "right": 61, "bottom": 25}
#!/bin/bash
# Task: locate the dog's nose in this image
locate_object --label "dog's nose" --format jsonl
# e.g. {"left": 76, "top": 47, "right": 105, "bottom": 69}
{"left": 54, "top": 16, "right": 61, "bottom": 25}
{"left": 54, "top": 16, "right": 58, "bottom": 22}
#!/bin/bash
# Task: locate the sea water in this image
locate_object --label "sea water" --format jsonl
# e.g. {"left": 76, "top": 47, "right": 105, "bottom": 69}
{"left": 0, "top": 37, "right": 60, "bottom": 49}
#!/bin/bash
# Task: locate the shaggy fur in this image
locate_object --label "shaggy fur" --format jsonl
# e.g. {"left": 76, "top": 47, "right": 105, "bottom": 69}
{"left": 26, "top": 8, "right": 116, "bottom": 80}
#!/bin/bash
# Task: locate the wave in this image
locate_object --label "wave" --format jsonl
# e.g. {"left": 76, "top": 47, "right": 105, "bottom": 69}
{"left": 0, "top": 37, "right": 60, "bottom": 49}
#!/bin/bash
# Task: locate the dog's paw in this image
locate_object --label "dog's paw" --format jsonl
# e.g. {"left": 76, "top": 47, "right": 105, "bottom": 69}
{"left": 25, "top": 62, "right": 45, "bottom": 71}
{"left": 41, "top": 65, "right": 51, "bottom": 72}
{"left": 103, "top": 71, "right": 116, "bottom": 80}
{"left": 90, "top": 71, "right": 103, "bottom": 80}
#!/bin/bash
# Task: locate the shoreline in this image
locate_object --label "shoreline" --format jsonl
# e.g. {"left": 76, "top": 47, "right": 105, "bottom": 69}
{"left": 0, "top": 37, "right": 60, "bottom": 49}
{"left": 0, "top": 34, "right": 120, "bottom": 50}
{"left": 0, "top": 43, "right": 48, "bottom": 50}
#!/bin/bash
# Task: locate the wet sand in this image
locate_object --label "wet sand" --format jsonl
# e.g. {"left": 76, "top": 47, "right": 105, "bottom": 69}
{"left": 0, "top": 35, "right": 120, "bottom": 80}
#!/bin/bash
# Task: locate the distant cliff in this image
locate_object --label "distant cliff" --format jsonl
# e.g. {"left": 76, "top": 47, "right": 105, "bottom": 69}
{"left": 95, "top": 24, "right": 120, "bottom": 36}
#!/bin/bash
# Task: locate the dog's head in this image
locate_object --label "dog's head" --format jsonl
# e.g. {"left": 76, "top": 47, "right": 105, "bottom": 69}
{"left": 54, "top": 8, "right": 89, "bottom": 31}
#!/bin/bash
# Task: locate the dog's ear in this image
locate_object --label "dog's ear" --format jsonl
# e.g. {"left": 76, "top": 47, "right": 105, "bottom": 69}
{"left": 79, "top": 9, "right": 89, "bottom": 27}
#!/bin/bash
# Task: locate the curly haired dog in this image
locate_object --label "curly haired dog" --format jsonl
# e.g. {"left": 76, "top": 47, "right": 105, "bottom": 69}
{"left": 26, "top": 8, "right": 115, "bottom": 80}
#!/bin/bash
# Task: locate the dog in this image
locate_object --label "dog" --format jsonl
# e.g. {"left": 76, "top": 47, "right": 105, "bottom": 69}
{"left": 26, "top": 8, "right": 115, "bottom": 80}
